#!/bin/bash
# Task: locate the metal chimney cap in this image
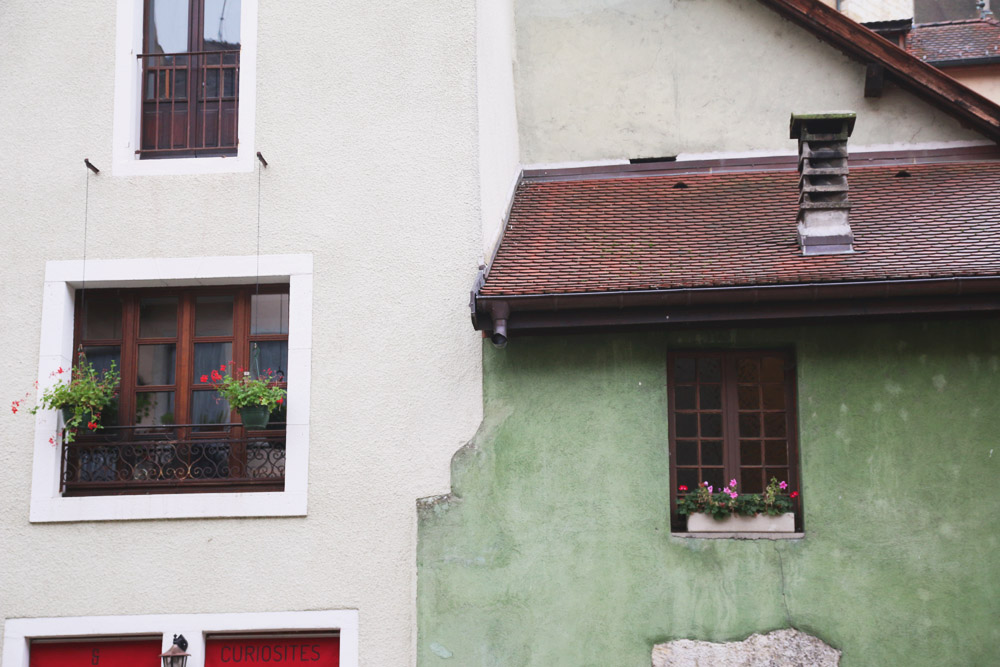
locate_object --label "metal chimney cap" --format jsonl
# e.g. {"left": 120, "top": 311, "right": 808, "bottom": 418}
{"left": 789, "top": 112, "right": 857, "bottom": 139}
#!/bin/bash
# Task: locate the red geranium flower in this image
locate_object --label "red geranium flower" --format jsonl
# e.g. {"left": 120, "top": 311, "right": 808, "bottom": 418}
{"left": 790, "top": 491, "right": 799, "bottom": 498}
{"left": 200, "top": 374, "right": 209, "bottom": 383}
{"left": 220, "top": 364, "right": 226, "bottom": 371}
{"left": 210, "top": 370, "right": 222, "bottom": 381}
{"left": 87, "top": 421, "right": 98, "bottom": 430}
{"left": 678, "top": 485, "right": 688, "bottom": 492}
{"left": 276, "top": 398, "right": 284, "bottom": 405}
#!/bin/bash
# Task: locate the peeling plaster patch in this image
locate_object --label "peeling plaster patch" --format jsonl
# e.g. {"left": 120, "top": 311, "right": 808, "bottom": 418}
{"left": 884, "top": 381, "right": 902, "bottom": 396}
{"left": 429, "top": 642, "right": 453, "bottom": 659}
{"left": 839, "top": 403, "right": 848, "bottom": 415}
{"left": 932, "top": 374, "right": 947, "bottom": 391}
{"left": 900, "top": 408, "right": 910, "bottom": 422}
{"left": 652, "top": 629, "right": 841, "bottom": 666}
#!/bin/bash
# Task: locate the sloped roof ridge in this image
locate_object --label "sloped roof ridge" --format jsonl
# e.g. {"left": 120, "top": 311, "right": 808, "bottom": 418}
{"left": 755, "top": 0, "right": 1000, "bottom": 141}
{"left": 913, "top": 17, "right": 1000, "bottom": 28}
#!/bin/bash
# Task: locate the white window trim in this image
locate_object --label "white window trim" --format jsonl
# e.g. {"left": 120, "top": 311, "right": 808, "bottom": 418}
{"left": 2, "top": 610, "right": 358, "bottom": 667}
{"left": 111, "top": 0, "right": 258, "bottom": 176}
{"left": 29, "top": 254, "right": 312, "bottom": 522}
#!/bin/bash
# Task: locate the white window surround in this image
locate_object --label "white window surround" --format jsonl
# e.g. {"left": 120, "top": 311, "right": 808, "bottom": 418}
{"left": 29, "top": 254, "right": 312, "bottom": 522}
{"left": 112, "top": 0, "right": 258, "bottom": 177}
{"left": 2, "top": 610, "right": 358, "bottom": 667}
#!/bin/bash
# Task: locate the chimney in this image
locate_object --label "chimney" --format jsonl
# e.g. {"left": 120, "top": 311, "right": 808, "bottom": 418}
{"left": 790, "top": 112, "right": 856, "bottom": 255}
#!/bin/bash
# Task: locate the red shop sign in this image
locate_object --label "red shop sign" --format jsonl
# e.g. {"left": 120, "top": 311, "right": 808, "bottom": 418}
{"left": 30, "top": 638, "right": 162, "bottom": 667}
{"left": 205, "top": 636, "right": 340, "bottom": 666}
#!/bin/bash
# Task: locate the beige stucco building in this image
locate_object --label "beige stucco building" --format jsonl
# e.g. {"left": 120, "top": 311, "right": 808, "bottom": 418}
{"left": 1, "top": 1, "right": 997, "bottom": 666}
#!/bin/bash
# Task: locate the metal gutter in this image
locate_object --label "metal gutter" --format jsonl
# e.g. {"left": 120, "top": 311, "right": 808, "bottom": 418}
{"left": 928, "top": 56, "right": 1000, "bottom": 68}
{"left": 472, "top": 276, "right": 1000, "bottom": 334}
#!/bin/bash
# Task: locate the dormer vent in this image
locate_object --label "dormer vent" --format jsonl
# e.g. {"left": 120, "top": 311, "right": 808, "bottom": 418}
{"left": 790, "top": 112, "right": 856, "bottom": 255}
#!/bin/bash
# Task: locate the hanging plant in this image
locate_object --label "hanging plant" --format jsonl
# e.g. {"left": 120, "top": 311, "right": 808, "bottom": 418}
{"left": 11, "top": 348, "right": 121, "bottom": 444}
{"left": 204, "top": 364, "right": 285, "bottom": 430}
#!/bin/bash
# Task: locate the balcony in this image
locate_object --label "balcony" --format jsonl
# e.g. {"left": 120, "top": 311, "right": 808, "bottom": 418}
{"left": 138, "top": 50, "right": 240, "bottom": 157}
{"left": 61, "top": 424, "right": 284, "bottom": 496}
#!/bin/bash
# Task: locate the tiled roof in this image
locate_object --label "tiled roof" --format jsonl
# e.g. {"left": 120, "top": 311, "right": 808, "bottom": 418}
{"left": 481, "top": 161, "right": 1000, "bottom": 297}
{"left": 907, "top": 18, "right": 1000, "bottom": 63}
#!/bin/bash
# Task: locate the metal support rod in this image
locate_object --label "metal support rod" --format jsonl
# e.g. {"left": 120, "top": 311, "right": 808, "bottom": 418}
{"left": 83, "top": 159, "right": 100, "bottom": 174}
{"left": 256, "top": 151, "right": 268, "bottom": 167}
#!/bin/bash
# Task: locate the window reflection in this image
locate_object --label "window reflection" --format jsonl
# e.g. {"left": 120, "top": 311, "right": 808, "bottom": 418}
{"left": 204, "top": 0, "right": 242, "bottom": 49}
{"left": 146, "top": 0, "right": 189, "bottom": 54}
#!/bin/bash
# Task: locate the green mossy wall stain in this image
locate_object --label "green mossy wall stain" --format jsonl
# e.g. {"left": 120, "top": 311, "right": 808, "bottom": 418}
{"left": 418, "top": 320, "right": 1000, "bottom": 666}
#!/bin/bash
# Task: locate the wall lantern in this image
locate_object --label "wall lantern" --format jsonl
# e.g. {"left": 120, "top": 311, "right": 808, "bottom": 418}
{"left": 160, "top": 635, "right": 190, "bottom": 667}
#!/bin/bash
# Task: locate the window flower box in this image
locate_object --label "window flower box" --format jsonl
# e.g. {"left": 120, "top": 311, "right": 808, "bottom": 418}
{"left": 687, "top": 512, "right": 795, "bottom": 533}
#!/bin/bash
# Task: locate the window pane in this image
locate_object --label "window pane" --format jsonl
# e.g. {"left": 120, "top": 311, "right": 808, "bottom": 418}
{"left": 204, "top": 0, "right": 241, "bottom": 48}
{"left": 761, "top": 357, "right": 785, "bottom": 383}
{"left": 139, "top": 297, "right": 178, "bottom": 338}
{"left": 765, "top": 441, "right": 789, "bottom": 466}
{"left": 251, "top": 293, "right": 289, "bottom": 335}
{"left": 741, "top": 468, "right": 764, "bottom": 493}
{"left": 701, "top": 440, "right": 723, "bottom": 466}
{"left": 740, "top": 440, "right": 762, "bottom": 466}
{"left": 697, "top": 358, "right": 721, "bottom": 382}
{"left": 675, "top": 385, "right": 696, "bottom": 410}
{"left": 676, "top": 468, "right": 699, "bottom": 492}
{"left": 676, "top": 440, "right": 698, "bottom": 466}
{"left": 191, "top": 391, "right": 230, "bottom": 430}
{"left": 195, "top": 296, "right": 234, "bottom": 336}
{"left": 137, "top": 344, "right": 176, "bottom": 386}
{"left": 699, "top": 384, "right": 721, "bottom": 410}
{"left": 762, "top": 384, "right": 785, "bottom": 410}
{"left": 737, "top": 385, "right": 759, "bottom": 410}
{"left": 764, "top": 412, "right": 787, "bottom": 438}
{"left": 673, "top": 358, "right": 696, "bottom": 383}
{"left": 766, "top": 469, "right": 789, "bottom": 488}
{"left": 702, "top": 468, "right": 724, "bottom": 491}
{"left": 675, "top": 413, "right": 697, "bottom": 438}
{"left": 83, "top": 299, "right": 122, "bottom": 339}
{"left": 135, "top": 391, "right": 175, "bottom": 426}
{"left": 737, "top": 358, "right": 759, "bottom": 383}
{"left": 194, "top": 342, "right": 232, "bottom": 379}
{"left": 82, "top": 345, "right": 120, "bottom": 376}
{"left": 739, "top": 413, "right": 760, "bottom": 438}
{"left": 146, "top": 0, "right": 189, "bottom": 54}
{"left": 252, "top": 341, "right": 288, "bottom": 380}
{"left": 700, "top": 413, "right": 722, "bottom": 438}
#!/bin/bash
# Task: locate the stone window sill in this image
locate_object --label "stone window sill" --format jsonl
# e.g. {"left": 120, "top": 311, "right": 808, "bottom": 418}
{"left": 672, "top": 532, "right": 805, "bottom": 540}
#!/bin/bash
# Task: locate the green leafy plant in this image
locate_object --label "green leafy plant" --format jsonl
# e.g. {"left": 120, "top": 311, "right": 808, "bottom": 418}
{"left": 205, "top": 364, "right": 285, "bottom": 411}
{"left": 677, "top": 477, "right": 796, "bottom": 520}
{"left": 11, "top": 349, "right": 121, "bottom": 444}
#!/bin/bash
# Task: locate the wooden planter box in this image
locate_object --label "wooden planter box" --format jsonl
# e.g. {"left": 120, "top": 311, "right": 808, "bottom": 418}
{"left": 687, "top": 512, "right": 795, "bottom": 533}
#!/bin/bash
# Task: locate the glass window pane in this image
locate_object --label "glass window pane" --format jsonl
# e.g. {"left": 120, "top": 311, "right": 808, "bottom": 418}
{"left": 139, "top": 297, "right": 178, "bottom": 338}
{"left": 203, "top": 0, "right": 241, "bottom": 48}
{"left": 83, "top": 299, "right": 122, "bottom": 339}
{"left": 195, "top": 342, "right": 232, "bottom": 379}
{"left": 739, "top": 413, "right": 760, "bottom": 438}
{"left": 675, "top": 413, "right": 697, "bottom": 438}
{"left": 741, "top": 468, "right": 764, "bottom": 493}
{"left": 737, "top": 358, "right": 759, "bottom": 383}
{"left": 252, "top": 341, "right": 288, "bottom": 380}
{"left": 135, "top": 391, "right": 175, "bottom": 426}
{"left": 191, "top": 391, "right": 230, "bottom": 430}
{"left": 764, "top": 412, "right": 787, "bottom": 438}
{"left": 251, "top": 293, "right": 289, "bottom": 335}
{"left": 761, "top": 357, "right": 785, "bottom": 383}
{"left": 676, "top": 440, "right": 698, "bottom": 466}
{"left": 701, "top": 441, "right": 723, "bottom": 466}
{"left": 702, "top": 468, "right": 724, "bottom": 491}
{"left": 673, "top": 358, "right": 696, "bottom": 383}
{"left": 675, "top": 385, "right": 696, "bottom": 410}
{"left": 146, "top": 0, "right": 190, "bottom": 54}
{"left": 82, "top": 345, "right": 121, "bottom": 376}
{"left": 762, "top": 385, "right": 785, "bottom": 410}
{"left": 677, "top": 469, "right": 699, "bottom": 492}
{"left": 765, "top": 441, "right": 789, "bottom": 466}
{"left": 699, "top": 384, "right": 721, "bottom": 410}
{"left": 737, "top": 385, "right": 760, "bottom": 410}
{"left": 697, "top": 358, "right": 721, "bottom": 382}
{"left": 137, "top": 344, "right": 176, "bottom": 386}
{"left": 700, "top": 413, "right": 722, "bottom": 438}
{"left": 195, "top": 296, "right": 234, "bottom": 336}
{"left": 740, "top": 440, "right": 762, "bottom": 466}
{"left": 766, "top": 469, "right": 789, "bottom": 488}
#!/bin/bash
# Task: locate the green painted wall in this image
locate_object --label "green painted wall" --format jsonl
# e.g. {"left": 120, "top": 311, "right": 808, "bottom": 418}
{"left": 418, "top": 319, "right": 1000, "bottom": 666}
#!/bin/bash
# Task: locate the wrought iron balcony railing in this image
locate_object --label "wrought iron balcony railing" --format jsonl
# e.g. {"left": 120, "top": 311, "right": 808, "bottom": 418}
{"left": 138, "top": 50, "right": 240, "bottom": 157}
{"left": 61, "top": 423, "right": 284, "bottom": 496}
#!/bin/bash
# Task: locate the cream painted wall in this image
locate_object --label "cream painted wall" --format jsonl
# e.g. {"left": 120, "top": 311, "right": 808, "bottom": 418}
{"left": 477, "top": 0, "right": 521, "bottom": 261}
{"left": 0, "top": 2, "right": 484, "bottom": 667}
{"left": 839, "top": 0, "right": 914, "bottom": 21}
{"left": 949, "top": 64, "right": 1000, "bottom": 105}
{"left": 514, "top": 0, "right": 982, "bottom": 165}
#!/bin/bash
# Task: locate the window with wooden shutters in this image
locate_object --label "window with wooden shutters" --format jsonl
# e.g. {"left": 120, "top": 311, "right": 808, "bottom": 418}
{"left": 668, "top": 350, "right": 800, "bottom": 528}
{"left": 65, "top": 284, "right": 288, "bottom": 496}
{"left": 139, "top": 0, "right": 242, "bottom": 157}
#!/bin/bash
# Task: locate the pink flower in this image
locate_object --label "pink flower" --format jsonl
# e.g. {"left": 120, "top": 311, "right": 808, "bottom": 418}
{"left": 706, "top": 485, "right": 713, "bottom": 493}
{"left": 779, "top": 481, "right": 788, "bottom": 490}
{"left": 57, "top": 367, "right": 64, "bottom": 374}
{"left": 11, "top": 401, "right": 19, "bottom": 414}
{"left": 48, "top": 437, "right": 55, "bottom": 445}
{"left": 729, "top": 479, "right": 737, "bottom": 487}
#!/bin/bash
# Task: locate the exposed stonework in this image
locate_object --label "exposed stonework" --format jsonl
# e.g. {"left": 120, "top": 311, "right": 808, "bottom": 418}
{"left": 652, "top": 629, "right": 841, "bottom": 667}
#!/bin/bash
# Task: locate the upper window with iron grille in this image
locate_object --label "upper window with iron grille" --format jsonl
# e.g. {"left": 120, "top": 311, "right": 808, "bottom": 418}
{"left": 140, "top": 0, "right": 242, "bottom": 158}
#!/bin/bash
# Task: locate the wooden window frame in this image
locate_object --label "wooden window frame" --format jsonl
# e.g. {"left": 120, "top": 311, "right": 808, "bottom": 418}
{"left": 667, "top": 349, "right": 802, "bottom": 531}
